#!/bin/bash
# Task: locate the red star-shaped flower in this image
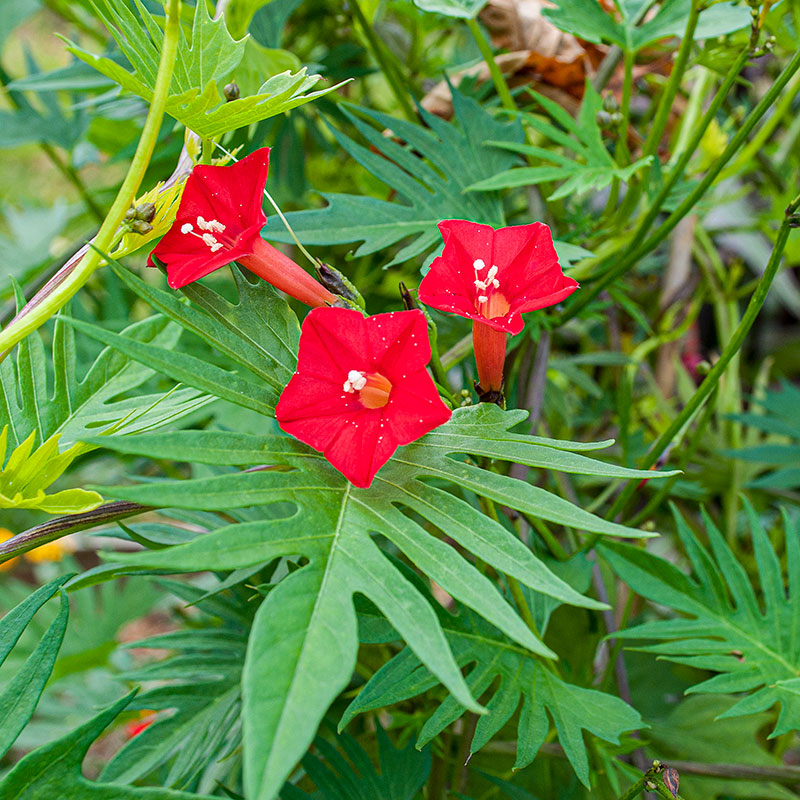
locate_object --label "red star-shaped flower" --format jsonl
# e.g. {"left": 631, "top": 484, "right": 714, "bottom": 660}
{"left": 148, "top": 148, "right": 334, "bottom": 307}
{"left": 418, "top": 220, "right": 578, "bottom": 335}
{"left": 417, "top": 220, "right": 579, "bottom": 396}
{"left": 276, "top": 307, "right": 452, "bottom": 488}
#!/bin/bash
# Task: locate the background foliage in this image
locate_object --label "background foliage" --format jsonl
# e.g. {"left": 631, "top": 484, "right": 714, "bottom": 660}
{"left": 1, "top": 0, "right": 799, "bottom": 798}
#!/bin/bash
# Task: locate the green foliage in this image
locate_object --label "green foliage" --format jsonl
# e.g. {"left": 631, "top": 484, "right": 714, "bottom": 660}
{"left": 602, "top": 501, "right": 800, "bottom": 737}
{"left": 100, "top": 580, "right": 250, "bottom": 790}
{"left": 269, "top": 92, "right": 524, "bottom": 267}
{"left": 65, "top": 263, "right": 299, "bottom": 417}
{"left": 407, "top": 0, "right": 487, "bottom": 20}
{"left": 65, "top": 0, "right": 343, "bottom": 138}
{"left": 0, "top": 692, "right": 218, "bottom": 799}
{"left": 0, "top": 428, "right": 101, "bottom": 513}
{"left": 727, "top": 380, "right": 800, "bottom": 491}
{"left": 0, "top": 311, "right": 205, "bottom": 451}
{"left": 0, "top": 575, "right": 72, "bottom": 759}
{"left": 0, "top": 52, "right": 87, "bottom": 149}
{"left": 86, "top": 402, "right": 666, "bottom": 800}
{"left": 647, "top": 696, "right": 799, "bottom": 800}
{"left": 0, "top": 203, "right": 73, "bottom": 301}
{"left": 467, "top": 86, "right": 653, "bottom": 200}
{"left": 282, "top": 726, "right": 431, "bottom": 799}
{"left": 341, "top": 575, "right": 641, "bottom": 787}
{"left": 543, "top": 0, "right": 751, "bottom": 52}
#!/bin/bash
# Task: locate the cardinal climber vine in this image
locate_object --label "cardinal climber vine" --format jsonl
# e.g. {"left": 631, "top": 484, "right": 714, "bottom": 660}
{"left": 1, "top": 1, "right": 799, "bottom": 800}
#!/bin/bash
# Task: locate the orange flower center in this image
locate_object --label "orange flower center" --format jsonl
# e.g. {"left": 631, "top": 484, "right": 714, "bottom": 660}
{"left": 343, "top": 370, "right": 393, "bottom": 409}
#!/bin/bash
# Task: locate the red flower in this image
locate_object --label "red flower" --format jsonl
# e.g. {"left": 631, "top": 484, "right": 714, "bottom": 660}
{"left": 148, "top": 148, "right": 335, "bottom": 308}
{"left": 276, "top": 307, "right": 451, "bottom": 488}
{"left": 417, "top": 220, "right": 579, "bottom": 395}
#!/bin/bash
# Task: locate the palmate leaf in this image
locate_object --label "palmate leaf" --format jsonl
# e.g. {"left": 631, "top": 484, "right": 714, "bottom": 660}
{"left": 542, "top": 0, "right": 751, "bottom": 52}
{"left": 267, "top": 92, "right": 524, "bottom": 267}
{"left": 0, "top": 51, "right": 87, "bottom": 149}
{"left": 66, "top": 0, "right": 343, "bottom": 138}
{"left": 601, "top": 500, "right": 800, "bottom": 738}
{"left": 89, "top": 404, "right": 669, "bottom": 800}
{"left": 64, "top": 263, "right": 300, "bottom": 417}
{"left": 282, "top": 726, "right": 430, "bottom": 800}
{"left": 467, "top": 86, "right": 653, "bottom": 200}
{"left": 727, "top": 379, "right": 800, "bottom": 491}
{"left": 340, "top": 582, "right": 640, "bottom": 787}
{"left": 0, "top": 309, "right": 206, "bottom": 452}
{"left": 0, "top": 692, "right": 217, "bottom": 799}
{"left": 100, "top": 580, "right": 250, "bottom": 790}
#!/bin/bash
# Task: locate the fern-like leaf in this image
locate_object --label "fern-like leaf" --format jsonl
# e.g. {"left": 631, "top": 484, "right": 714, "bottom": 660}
{"left": 601, "top": 500, "right": 800, "bottom": 737}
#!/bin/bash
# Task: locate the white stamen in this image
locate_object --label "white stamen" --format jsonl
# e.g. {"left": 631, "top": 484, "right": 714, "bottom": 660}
{"left": 478, "top": 295, "right": 488, "bottom": 304}
{"left": 181, "top": 223, "right": 194, "bottom": 234}
{"left": 343, "top": 369, "right": 367, "bottom": 393}
{"left": 473, "top": 258, "right": 485, "bottom": 270}
{"left": 197, "top": 215, "right": 226, "bottom": 233}
{"left": 201, "top": 233, "right": 224, "bottom": 252}
{"left": 486, "top": 265, "right": 499, "bottom": 283}
{"left": 492, "top": 279, "right": 500, "bottom": 288}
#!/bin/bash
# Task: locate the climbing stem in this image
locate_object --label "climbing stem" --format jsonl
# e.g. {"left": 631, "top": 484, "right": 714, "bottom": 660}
{"left": 607, "top": 193, "right": 800, "bottom": 521}
{"left": 561, "top": 44, "right": 799, "bottom": 324}
{"left": 0, "top": 0, "right": 183, "bottom": 360}
{"left": 466, "top": 17, "right": 516, "bottom": 112}
{"left": 350, "top": 0, "right": 416, "bottom": 120}
{"left": 641, "top": 0, "right": 701, "bottom": 158}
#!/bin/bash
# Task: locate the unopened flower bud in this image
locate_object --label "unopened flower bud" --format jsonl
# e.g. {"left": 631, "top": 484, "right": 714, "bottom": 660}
{"left": 596, "top": 109, "right": 613, "bottom": 128}
{"left": 129, "top": 219, "right": 154, "bottom": 235}
{"left": 124, "top": 207, "right": 137, "bottom": 222}
{"left": 315, "top": 261, "right": 364, "bottom": 308}
{"left": 135, "top": 202, "right": 156, "bottom": 222}
{"left": 223, "top": 81, "right": 240, "bottom": 101}
{"left": 602, "top": 92, "right": 619, "bottom": 113}
{"left": 399, "top": 281, "right": 418, "bottom": 310}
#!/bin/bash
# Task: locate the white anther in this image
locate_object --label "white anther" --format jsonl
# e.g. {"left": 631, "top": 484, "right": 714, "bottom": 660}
{"left": 181, "top": 223, "right": 194, "bottom": 234}
{"left": 478, "top": 295, "right": 488, "bottom": 303}
{"left": 473, "top": 258, "right": 485, "bottom": 270}
{"left": 196, "top": 216, "right": 227, "bottom": 233}
{"left": 201, "top": 233, "right": 223, "bottom": 252}
{"left": 343, "top": 369, "right": 367, "bottom": 393}
{"left": 474, "top": 279, "right": 487, "bottom": 290}
{"left": 486, "top": 265, "right": 499, "bottom": 283}
{"left": 492, "top": 279, "right": 500, "bottom": 288}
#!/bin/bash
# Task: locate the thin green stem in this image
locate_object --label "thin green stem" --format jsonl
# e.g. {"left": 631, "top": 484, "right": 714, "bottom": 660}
{"left": 0, "top": 0, "right": 183, "bottom": 359}
{"left": 466, "top": 17, "right": 516, "bottom": 113}
{"left": 720, "top": 67, "right": 800, "bottom": 181}
{"left": 561, "top": 44, "right": 798, "bottom": 324}
{"left": 618, "top": 49, "right": 634, "bottom": 165}
{"left": 626, "top": 389, "right": 716, "bottom": 527}
{"left": 350, "top": 0, "right": 416, "bottom": 120}
{"left": 607, "top": 193, "right": 800, "bottom": 520}
{"left": 641, "top": 0, "right": 701, "bottom": 158}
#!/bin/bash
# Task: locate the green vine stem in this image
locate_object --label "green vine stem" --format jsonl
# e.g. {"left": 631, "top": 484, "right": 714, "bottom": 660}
{"left": 349, "top": 0, "right": 416, "bottom": 121}
{"left": 0, "top": 0, "right": 182, "bottom": 361}
{"left": 607, "top": 192, "right": 800, "bottom": 520}
{"left": 641, "top": 0, "right": 701, "bottom": 159}
{"left": 466, "top": 17, "right": 516, "bottom": 113}
{"left": 564, "top": 43, "right": 800, "bottom": 323}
